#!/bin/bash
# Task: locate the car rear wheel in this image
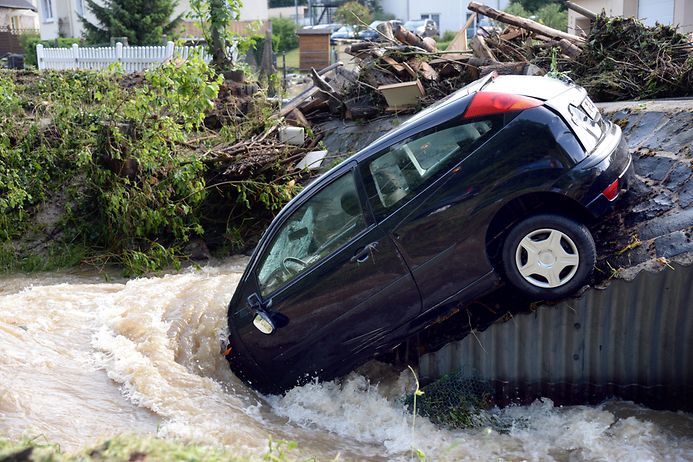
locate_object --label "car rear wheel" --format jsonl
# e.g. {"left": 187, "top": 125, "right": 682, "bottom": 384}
{"left": 501, "top": 214, "right": 596, "bottom": 299}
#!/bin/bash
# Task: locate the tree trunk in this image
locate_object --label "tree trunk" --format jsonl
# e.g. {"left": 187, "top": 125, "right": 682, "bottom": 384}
{"left": 392, "top": 23, "right": 438, "bottom": 52}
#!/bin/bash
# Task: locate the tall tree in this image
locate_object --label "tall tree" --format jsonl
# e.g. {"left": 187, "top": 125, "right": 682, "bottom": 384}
{"left": 335, "top": 1, "right": 371, "bottom": 30}
{"left": 509, "top": 0, "right": 563, "bottom": 14}
{"left": 82, "top": 0, "right": 182, "bottom": 45}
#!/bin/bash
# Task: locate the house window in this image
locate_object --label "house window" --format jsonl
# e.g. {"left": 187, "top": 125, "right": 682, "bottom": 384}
{"left": 10, "top": 16, "right": 21, "bottom": 31}
{"left": 41, "top": 0, "right": 55, "bottom": 21}
{"left": 420, "top": 13, "right": 440, "bottom": 28}
{"left": 75, "top": 0, "right": 85, "bottom": 16}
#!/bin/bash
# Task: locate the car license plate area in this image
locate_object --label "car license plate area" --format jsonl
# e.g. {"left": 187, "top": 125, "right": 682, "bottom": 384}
{"left": 581, "top": 96, "right": 598, "bottom": 120}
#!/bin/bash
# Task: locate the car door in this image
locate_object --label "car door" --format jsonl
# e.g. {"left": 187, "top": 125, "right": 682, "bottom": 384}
{"left": 236, "top": 166, "right": 421, "bottom": 389}
{"left": 360, "top": 116, "right": 503, "bottom": 311}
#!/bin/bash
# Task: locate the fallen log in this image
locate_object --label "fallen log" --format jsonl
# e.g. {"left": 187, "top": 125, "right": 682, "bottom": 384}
{"left": 393, "top": 23, "right": 438, "bottom": 52}
{"left": 479, "top": 62, "right": 545, "bottom": 77}
{"left": 468, "top": 1, "right": 585, "bottom": 44}
{"left": 559, "top": 38, "right": 583, "bottom": 58}
{"left": 470, "top": 35, "right": 498, "bottom": 62}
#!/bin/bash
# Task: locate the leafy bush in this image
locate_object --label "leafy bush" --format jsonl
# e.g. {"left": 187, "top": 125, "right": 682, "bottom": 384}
{"left": 441, "top": 30, "right": 456, "bottom": 42}
{"left": 271, "top": 17, "right": 299, "bottom": 52}
{"left": 19, "top": 34, "right": 82, "bottom": 67}
{"left": 536, "top": 3, "right": 567, "bottom": 31}
{"left": 0, "top": 56, "right": 223, "bottom": 274}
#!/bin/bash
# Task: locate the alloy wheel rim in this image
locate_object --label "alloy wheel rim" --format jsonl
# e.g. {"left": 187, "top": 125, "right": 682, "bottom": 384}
{"left": 515, "top": 228, "right": 580, "bottom": 289}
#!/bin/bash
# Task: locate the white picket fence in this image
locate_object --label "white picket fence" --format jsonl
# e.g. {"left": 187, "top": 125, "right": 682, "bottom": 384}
{"left": 36, "top": 41, "right": 232, "bottom": 72}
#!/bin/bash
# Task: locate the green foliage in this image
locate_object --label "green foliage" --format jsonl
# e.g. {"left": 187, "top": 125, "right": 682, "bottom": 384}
{"left": 441, "top": 30, "right": 456, "bottom": 42}
{"left": 270, "top": 17, "right": 298, "bottom": 52}
{"left": 505, "top": 1, "right": 566, "bottom": 32}
{"left": 404, "top": 370, "right": 518, "bottom": 432}
{"left": 504, "top": 2, "right": 531, "bottom": 19}
{"left": 536, "top": 3, "right": 567, "bottom": 31}
{"left": 335, "top": 1, "right": 372, "bottom": 30}
{"left": 0, "top": 435, "right": 306, "bottom": 461}
{"left": 0, "top": 56, "right": 223, "bottom": 275}
{"left": 190, "top": 0, "right": 245, "bottom": 70}
{"left": 508, "top": 0, "right": 562, "bottom": 14}
{"left": 82, "top": 0, "right": 183, "bottom": 45}
{"left": 1, "top": 58, "right": 303, "bottom": 275}
{"left": 19, "top": 34, "right": 81, "bottom": 67}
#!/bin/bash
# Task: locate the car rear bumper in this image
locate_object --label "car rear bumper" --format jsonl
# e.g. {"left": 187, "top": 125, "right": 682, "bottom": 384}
{"left": 583, "top": 125, "right": 633, "bottom": 217}
{"left": 585, "top": 154, "right": 633, "bottom": 216}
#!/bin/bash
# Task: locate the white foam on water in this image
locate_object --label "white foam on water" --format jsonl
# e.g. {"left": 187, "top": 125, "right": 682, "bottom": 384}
{"left": 1, "top": 259, "right": 691, "bottom": 461}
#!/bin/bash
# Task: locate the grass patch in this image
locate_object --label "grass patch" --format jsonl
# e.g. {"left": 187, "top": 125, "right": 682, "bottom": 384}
{"left": 280, "top": 47, "right": 300, "bottom": 70}
{"left": 0, "top": 435, "right": 310, "bottom": 462}
{"left": 0, "top": 242, "right": 89, "bottom": 274}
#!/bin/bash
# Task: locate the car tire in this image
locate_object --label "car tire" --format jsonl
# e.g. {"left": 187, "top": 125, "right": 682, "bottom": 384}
{"left": 501, "top": 214, "right": 595, "bottom": 300}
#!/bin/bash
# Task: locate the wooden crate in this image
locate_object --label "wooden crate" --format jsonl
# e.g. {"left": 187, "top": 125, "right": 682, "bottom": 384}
{"left": 297, "top": 28, "right": 331, "bottom": 71}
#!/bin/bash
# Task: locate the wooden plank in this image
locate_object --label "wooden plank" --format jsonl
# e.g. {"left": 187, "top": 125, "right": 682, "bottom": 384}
{"left": 447, "top": 13, "right": 476, "bottom": 52}
{"left": 378, "top": 80, "right": 425, "bottom": 109}
{"left": 470, "top": 35, "right": 498, "bottom": 62}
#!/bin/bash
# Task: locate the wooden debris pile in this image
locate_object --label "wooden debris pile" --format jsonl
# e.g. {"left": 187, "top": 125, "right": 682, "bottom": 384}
{"left": 279, "top": 1, "right": 692, "bottom": 125}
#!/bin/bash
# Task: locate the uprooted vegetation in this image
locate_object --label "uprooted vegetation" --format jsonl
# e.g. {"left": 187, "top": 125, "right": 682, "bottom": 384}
{"left": 0, "top": 59, "right": 316, "bottom": 275}
{"left": 295, "top": 5, "right": 692, "bottom": 125}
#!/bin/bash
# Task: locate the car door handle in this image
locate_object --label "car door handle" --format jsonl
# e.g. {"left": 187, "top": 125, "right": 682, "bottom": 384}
{"left": 351, "top": 241, "right": 378, "bottom": 263}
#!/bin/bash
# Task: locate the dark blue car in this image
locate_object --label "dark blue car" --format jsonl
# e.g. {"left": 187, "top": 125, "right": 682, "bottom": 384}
{"left": 225, "top": 74, "right": 633, "bottom": 394}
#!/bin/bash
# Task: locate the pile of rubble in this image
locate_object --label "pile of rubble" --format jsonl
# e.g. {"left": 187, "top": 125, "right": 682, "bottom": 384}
{"left": 278, "top": 1, "right": 692, "bottom": 126}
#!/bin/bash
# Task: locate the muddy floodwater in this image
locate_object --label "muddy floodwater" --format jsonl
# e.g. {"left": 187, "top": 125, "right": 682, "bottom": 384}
{"left": 1, "top": 257, "right": 692, "bottom": 461}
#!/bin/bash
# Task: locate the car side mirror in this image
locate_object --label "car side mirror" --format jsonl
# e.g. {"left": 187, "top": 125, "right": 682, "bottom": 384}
{"left": 253, "top": 311, "right": 275, "bottom": 335}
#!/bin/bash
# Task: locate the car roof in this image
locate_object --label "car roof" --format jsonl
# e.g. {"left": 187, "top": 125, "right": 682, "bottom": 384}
{"left": 281, "top": 74, "right": 565, "bottom": 215}
{"left": 290, "top": 78, "right": 492, "bottom": 204}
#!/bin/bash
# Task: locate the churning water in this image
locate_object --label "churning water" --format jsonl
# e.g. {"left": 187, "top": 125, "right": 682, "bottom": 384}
{"left": 1, "top": 258, "right": 692, "bottom": 461}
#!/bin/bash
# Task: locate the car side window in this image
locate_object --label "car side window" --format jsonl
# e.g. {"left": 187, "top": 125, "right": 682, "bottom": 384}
{"left": 256, "top": 172, "right": 367, "bottom": 296}
{"left": 364, "top": 117, "right": 498, "bottom": 213}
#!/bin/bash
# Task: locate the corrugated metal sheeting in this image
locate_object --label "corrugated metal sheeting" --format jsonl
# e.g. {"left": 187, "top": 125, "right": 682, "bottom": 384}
{"left": 419, "top": 264, "right": 693, "bottom": 410}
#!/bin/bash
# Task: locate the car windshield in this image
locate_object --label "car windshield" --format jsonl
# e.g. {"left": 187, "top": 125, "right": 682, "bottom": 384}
{"left": 335, "top": 26, "right": 351, "bottom": 33}
{"left": 256, "top": 172, "right": 367, "bottom": 296}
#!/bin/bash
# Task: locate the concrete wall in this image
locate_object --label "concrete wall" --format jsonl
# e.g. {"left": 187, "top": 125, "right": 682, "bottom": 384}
{"left": 381, "top": 0, "right": 509, "bottom": 35}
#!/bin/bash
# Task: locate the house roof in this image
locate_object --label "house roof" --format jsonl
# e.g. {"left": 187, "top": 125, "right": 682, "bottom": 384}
{"left": 0, "top": 0, "right": 37, "bottom": 11}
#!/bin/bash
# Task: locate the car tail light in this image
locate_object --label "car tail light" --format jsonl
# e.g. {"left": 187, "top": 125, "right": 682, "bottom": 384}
{"left": 602, "top": 179, "right": 619, "bottom": 201}
{"left": 464, "top": 92, "right": 542, "bottom": 119}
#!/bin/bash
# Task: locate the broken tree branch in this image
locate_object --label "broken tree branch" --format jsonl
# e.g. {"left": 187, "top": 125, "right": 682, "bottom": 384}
{"left": 566, "top": 1, "right": 597, "bottom": 20}
{"left": 467, "top": 1, "right": 585, "bottom": 44}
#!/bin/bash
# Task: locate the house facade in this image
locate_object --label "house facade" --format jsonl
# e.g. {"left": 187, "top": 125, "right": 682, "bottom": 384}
{"left": 568, "top": 0, "right": 692, "bottom": 35}
{"left": 37, "top": 0, "right": 269, "bottom": 40}
{"left": 0, "top": 0, "right": 39, "bottom": 31}
{"left": 381, "top": 0, "right": 510, "bottom": 35}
